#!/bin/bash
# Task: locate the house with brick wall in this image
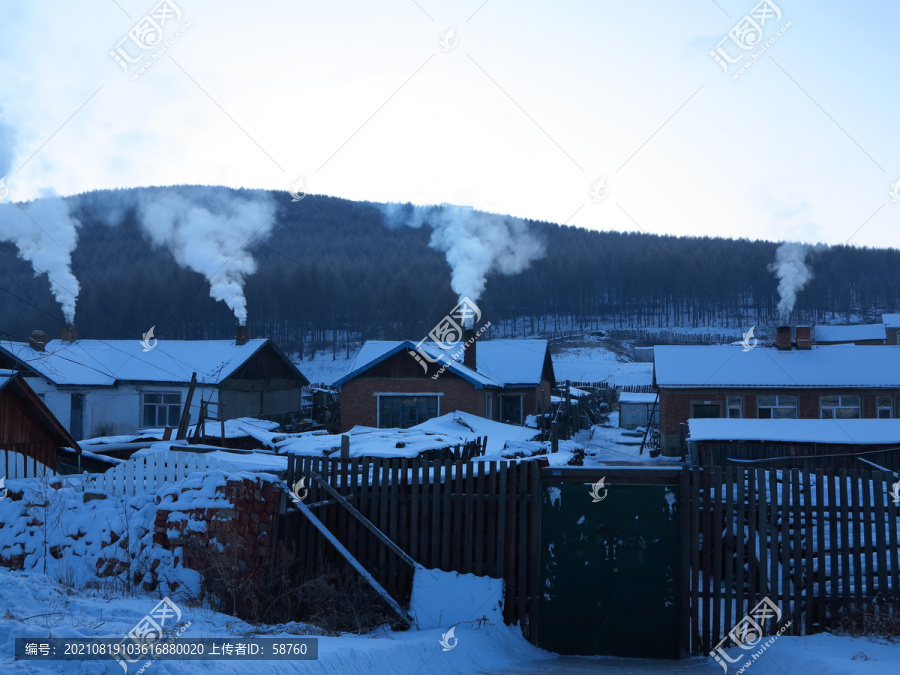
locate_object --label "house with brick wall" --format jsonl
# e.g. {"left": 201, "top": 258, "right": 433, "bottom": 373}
{"left": 884, "top": 314, "right": 900, "bottom": 345}
{"left": 334, "top": 338, "right": 554, "bottom": 431}
{"left": 653, "top": 326, "right": 900, "bottom": 456}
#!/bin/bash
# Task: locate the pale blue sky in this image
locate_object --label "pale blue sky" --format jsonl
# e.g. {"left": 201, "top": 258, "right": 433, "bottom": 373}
{"left": 1, "top": 0, "right": 898, "bottom": 248}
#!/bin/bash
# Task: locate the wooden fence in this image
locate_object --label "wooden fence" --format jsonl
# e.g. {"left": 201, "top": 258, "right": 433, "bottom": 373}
{"left": 284, "top": 456, "right": 542, "bottom": 640}
{"left": 688, "top": 467, "right": 900, "bottom": 656}
{"left": 695, "top": 442, "right": 900, "bottom": 474}
{"left": 86, "top": 450, "right": 241, "bottom": 496}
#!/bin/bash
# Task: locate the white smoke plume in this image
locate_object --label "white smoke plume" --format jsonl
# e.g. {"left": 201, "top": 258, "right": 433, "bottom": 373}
{"left": 768, "top": 242, "right": 814, "bottom": 321}
{"left": 381, "top": 203, "right": 545, "bottom": 311}
{"left": 0, "top": 195, "right": 82, "bottom": 324}
{"left": 136, "top": 189, "right": 277, "bottom": 325}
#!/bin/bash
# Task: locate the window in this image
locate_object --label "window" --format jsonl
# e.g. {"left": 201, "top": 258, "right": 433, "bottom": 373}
{"left": 727, "top": 396, "right": 742, "bottom": 419}
{"left": 691, "top": 403, "right": 721, "bottom": 419}
{"left": 485, "top": 395, "right": 493, "bottom": 421}
{"left": 820, "top": 395, "right": 860, "bottom": 419}
{"left": 378, "top": 395, "right": 439, "bottom": 429}
{"left": 757, "top": 395, "right": 798, "bottom": 419}
{"left": 142, "top": 392, "right": 182, "bottom": 427}
{"left": 499, "top": 395, "right": 523, "bottom": 425}
{"left": 877, "top": 396, "right": 893, "bottom": 419}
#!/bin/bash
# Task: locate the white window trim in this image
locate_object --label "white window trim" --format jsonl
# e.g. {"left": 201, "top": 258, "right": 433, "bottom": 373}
{"left": 757, "top": 395, "right": 799, "bottom": 419}
{"left": 140, "top": 390, "right": 184, "bottom": 429}
{"left": 819, "top": 395, "right": 861, "bottom": 420}
{"left": 375, "top": 393, "right": 441, "bottom": 428}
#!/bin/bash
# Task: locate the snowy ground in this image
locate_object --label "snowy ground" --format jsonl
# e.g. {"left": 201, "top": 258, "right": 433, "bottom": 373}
{"left": 2, "top": 566, "right": 897, "bottom": 674}
{"left": 293, "top": 349, "right": 358, "bottom": 386}
{"left": 572, "top": 413, "right": 678, "bottom": 466}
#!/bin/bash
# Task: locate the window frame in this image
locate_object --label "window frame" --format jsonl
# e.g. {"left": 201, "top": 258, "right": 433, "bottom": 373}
{"left": 819, "top": 394, "right": 861, "bottom": 420}
{"left": 876, "top": 395, "right": 894, "bottom": 419}
{"left": 141, "top": 391, "right": 183, "bottom": 429}
{"left": 375, "top": 393, "right": 441, "bottom": 429}
{"left": 757, "top": 394, "right": 798, "bottom": 419}
{"left": 499, "top": 394, "right": 524, "bottom": 425}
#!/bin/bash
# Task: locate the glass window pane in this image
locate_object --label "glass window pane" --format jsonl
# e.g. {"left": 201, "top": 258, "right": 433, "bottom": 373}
{"left": 836, "top": 407, "right": 860, "bottom": 419}
{"left": 821, "top": 408, "right": 834, "bottom": 419}
{"left": 143, "top": 406, "right": 156, "bottom": 426}
{"left": 878, "top": 409, "right": 892, "bottom": 419}
{"left": 728, "top": 408, "right": 741, "bottom": 419}
{"left": 758, "top": 396, "right": 776, "bottom": 407}
{"left": 758, "top": 408, "right": 772, "bottom": 419}
{"left": 840, "top": 396, "right": 860, "bottom": 407}
{"left": 778, "top": 396, "right": 797, "bottom": 405}
{"left": 727, "top": 396, "right": 742, "bottom": 406}
{"left": 820, "top": 395, "right": 839, "bottom": 407}
{"left": 163, "top": 394, "right": 181, "bottom": 404}
{"left": 877, "top": 396, "right": 892, "bottom": 407}
{"left": 773, "top": 408, "right": 797, "bottom": 419}
{"left": 144, "top": 393, "right": 161, "bottom": 404}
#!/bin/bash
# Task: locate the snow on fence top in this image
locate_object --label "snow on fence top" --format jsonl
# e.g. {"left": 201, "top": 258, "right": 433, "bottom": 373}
{"left": 688, "top": 418, "right": 900, "bottom": 445}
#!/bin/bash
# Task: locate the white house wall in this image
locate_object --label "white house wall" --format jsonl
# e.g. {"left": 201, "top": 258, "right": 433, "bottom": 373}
{"left": 23, "top": 377, "right": 218, "bottom": 440}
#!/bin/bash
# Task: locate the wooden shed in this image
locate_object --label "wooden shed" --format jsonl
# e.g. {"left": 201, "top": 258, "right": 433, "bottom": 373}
{"left": 0, "top": 369, "right": 79, "bottom": 477}
{"left": 618, "top": 392, "right": 659, "bottom": 430}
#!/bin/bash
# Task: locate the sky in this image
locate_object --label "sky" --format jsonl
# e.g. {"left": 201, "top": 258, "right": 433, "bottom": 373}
{"left": 1, "top": 0, "right": 898, "bottom": 249}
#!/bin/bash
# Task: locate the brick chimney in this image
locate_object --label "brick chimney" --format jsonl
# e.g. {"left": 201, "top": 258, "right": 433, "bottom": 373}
{"left": 61, "top": 325, "right": 77, "bottom": 343}
{"left": 29, "top": 330, "right": 48, "bottom": 351}
{"left": 775, "top": 325, "right": 792, "bottom": 351}
{"left": 795, "top": 325, "right": 812, "bottom": 350}
{"left": 235, "top": 325, "right": 249, "bottom": 346}
{"left": 463, "top": 328, "right": 476, "bottom": 370}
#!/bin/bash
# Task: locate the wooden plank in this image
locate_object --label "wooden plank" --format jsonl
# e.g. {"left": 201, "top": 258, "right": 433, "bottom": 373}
{"left": 409, "top": 458, "right": 419, "bottom": 563}
{"left": 827, "top": 473, "right": 839, "bottom": 630}
{"left": 475, "top": 461, "right": 486, "bottom": 576}
{"left": 441, "top": 460, "right": 452, "bottom": 571}
{"left": 359, "top": 458, "right": 371, "bottom": 572}
{"left": 861, "top": 472, "right": 874, "bottom": 612}
{"left": 734, "top": 468, "right": 747, "bottom": 635}
{"left": 678, "top": 466, "right": 692, "bottom": 658}
{"left": 453, "top": 461, "right": 465, "bottom": 572}
{"left": 815, "top": 470, "right": 826, "bottom": 632}
{"left": 746, "top": 468, "right": 758, "bottom": 605}
{"left": 691, "top": 468, "right": 703, "bottom": 652}
{"left": 887, "top": 469, "right": 900, "bottom": 617}
{"left": 790, "top": 469, "right": 802, "bottom": 632}
{"left": 850, "top": 471, "right": 863, "bottom": 613}
{"left": 347, "top": 457, "right": 359, "bottom": 557}
{"left": 701, "top": 467, "right": 713, "bottom": 654}
{"left": 803, "top": 471, "right": 815, "bottom": 633}
{"left": 464, "top": 461, "right": 474, "bottom": 572}
{"left": 756, "top": 468, "right": 769, "bottom": 596}
{"left": 872, "top": 471, "right": 889, "bottom": 614}
{"left": 711, "top": 466, "right": 724, "bottom": 651}
{"left": 377, "top": 459, "right": 389, "bottom": 585}
{"left": 528, "top": 460, "right": 541, "bottom": 643}
{"left": 496, "top": 462, "right": 507, "bottom": 589}
{"left": 504, "top": 462, "right": 518, "bottom": 623}
{"left": 838, "top": 469, "right": 851, "bottom": 620}
{"left": 486, "top": 461, "right": 498, "bottom": 578}
{"left": 388, "top": 460, "right": 400, "bottom": 587}
{"left": 517, "top": 461, "right": 527, "bottom": 635}
{"left": 778, "top": 469, "right": 790, "bottom": 634}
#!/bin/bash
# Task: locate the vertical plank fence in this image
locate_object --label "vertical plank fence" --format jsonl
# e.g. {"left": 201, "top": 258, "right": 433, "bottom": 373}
{"left": 284, "top": 456, "right": 542, "bottom": 641}
{"left": 690, "top": 467, "right": 900, "bottom": 656}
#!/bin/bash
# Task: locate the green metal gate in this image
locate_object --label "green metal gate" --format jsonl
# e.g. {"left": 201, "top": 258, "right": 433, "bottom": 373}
{"left": 539, "top": 468, "right": 684, "bottom": 658}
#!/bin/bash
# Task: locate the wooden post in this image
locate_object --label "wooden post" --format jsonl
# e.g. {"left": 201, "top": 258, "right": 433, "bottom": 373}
{"left": 551, "top": 421, "right": 559, "bottom": 454}
{"left": 175, "top": 373, "right": 197, "bottom": 441}
{"left": 220, "top": 420, "right": 226, "bottom": 447}
{"left": 565, "top": 380, "right": 571, "bottom": 438}
{"left": 341, "top": 434, "right": 350, "bottom": 459}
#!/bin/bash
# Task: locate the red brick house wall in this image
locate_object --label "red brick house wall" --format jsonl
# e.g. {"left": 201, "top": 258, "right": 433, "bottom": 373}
{"left": 339, "top": 350, "right": 550, "bottom": 431}
{"left": 659, "top": 387, "right": 900, "bottom": 455}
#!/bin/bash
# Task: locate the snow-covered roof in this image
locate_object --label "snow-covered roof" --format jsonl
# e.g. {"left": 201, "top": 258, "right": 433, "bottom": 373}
{"left": 0, "top": 338, "right": 305, "bottom": 387}
{"left": 883, "top": 314, "right": 900, "bottom": 327}
{"left": 688, "top": 418, "right": 900, "bottom": 445}
{"left": 814, "top": 324, "right": 885, "bottom": 342}
{"left": 618, "top": 392, "right": 658, "bottom": 404}
{"left": 335, "top": 339, "right": 549, "bottom": 389}
{"left": 654, "top": 345, "right": 900, "bottom": 388}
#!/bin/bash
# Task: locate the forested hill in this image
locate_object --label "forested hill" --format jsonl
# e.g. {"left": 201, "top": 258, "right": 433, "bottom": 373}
{"left": 1, "top": 185, "right": 899, "bottom": 352}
